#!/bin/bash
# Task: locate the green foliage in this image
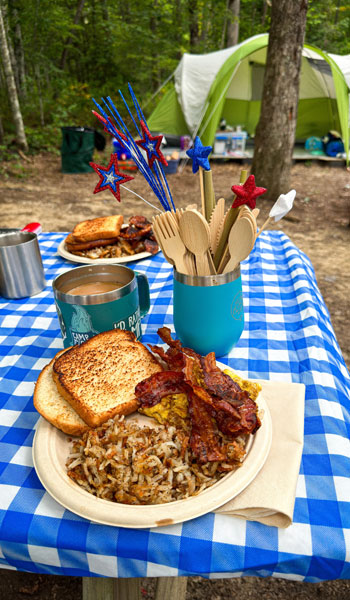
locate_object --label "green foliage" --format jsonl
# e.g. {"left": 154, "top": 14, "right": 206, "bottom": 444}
{"left": 306, "top": 0, "right": 350, "bottom": 53}
{"left": 24, "top": 126, "right": 61, "bottom": 154}
{"left": 1, "top": 0, "right": 350, "bottom": 156}
{"left": 0, "top": 138, "right": 32, "bottom": 179}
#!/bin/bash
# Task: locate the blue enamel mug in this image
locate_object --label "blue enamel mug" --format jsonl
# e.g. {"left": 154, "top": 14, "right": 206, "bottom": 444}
{"left": 173, "top": 265, "right": 244, "bottom": 357}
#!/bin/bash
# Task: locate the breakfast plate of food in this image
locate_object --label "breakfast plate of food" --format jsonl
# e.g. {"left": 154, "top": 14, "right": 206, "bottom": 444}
{"left": 57, "top": 214, "right": 160, "bottom": 265}
{"left": 32, "top": 328, "right": 272, "bottom": 528}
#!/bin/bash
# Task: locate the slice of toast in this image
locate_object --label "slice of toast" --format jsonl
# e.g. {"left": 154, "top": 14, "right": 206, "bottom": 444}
{"left": 65, "top": 233, "right": 120, "bottom": 252}
{"left": 72, "top": 215, "right": 123, "bottom": 242}
{"left": 52, "top": 330, "right": 163, "bottom": 427}
{"left": 33, "top": 351, "right": 90, "bottom": 436}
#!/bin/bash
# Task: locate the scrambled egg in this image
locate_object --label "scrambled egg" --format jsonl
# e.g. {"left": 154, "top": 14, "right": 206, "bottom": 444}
{"left": 139, "top": 370, "right": 261, "bottom": 428}
{"left": 139, "top": 393, "right": 190, "bottom": 430}
{"left": 223, "top": 369, "right": 261, "bottom": 401}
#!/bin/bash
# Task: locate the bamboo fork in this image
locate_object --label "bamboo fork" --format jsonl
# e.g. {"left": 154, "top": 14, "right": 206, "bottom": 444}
{"left": 153, "top": 212, "right": 193, "bottom": 275}
{"left": 152, "top": 219, "right": 175, "bottom": 266}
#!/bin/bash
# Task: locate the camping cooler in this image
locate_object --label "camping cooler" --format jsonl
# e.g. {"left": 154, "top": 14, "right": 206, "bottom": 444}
{"left": 214, "top": 134, "right": 229, "bottom": 155}
{"left": 230, "top": 130, "right": 248, "bottom": 155}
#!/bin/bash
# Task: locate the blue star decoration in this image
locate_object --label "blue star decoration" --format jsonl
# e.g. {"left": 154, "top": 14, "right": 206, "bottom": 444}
{"left": 89, "top": 154, "right": 134, "bottom": 202}
{"left": 186, "top": 136, "right": 212, "bottom": 173}
{"left": 136, "top": 120, "right": 168, "bottom": 168}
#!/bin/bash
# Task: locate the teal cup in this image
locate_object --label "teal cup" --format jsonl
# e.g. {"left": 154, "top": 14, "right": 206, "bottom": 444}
{"left": 173, "top": 265, "right": 244, "bottom": 357}
{"left": 53, "top": 264, "right": 150, "bottom": 348}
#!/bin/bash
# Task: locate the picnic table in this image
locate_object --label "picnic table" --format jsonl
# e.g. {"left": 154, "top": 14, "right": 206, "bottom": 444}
{"left": 0, "top": 231, "right": 349, "bottom": 599}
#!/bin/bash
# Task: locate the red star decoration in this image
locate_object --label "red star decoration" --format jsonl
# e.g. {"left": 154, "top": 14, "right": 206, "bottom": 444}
{"left": 89, "top": 154, "right": 134, "bottom": 202}
{"left": 136, "top": 120, "right": 168, "bottom": 168}
{"left": 231, "top": 175, "right": 267, "bottom": 210}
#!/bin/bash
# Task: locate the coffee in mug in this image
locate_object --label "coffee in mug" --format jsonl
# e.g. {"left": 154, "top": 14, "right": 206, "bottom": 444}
{"left": 53, "top": 264, "right": 150, "bottom": 348}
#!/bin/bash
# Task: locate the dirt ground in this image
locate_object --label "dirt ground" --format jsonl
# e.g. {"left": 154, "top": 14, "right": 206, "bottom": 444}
{"left": 0, "top": 150, "right": 350, "bottom": 599}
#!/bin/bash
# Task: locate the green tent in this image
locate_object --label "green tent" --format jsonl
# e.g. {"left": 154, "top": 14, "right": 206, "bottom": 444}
{"left": 148, "top": 34, "right": 350, "bottom": 160}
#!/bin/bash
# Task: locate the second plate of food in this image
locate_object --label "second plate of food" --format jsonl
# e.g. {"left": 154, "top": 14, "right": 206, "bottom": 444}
{"left": 57, "top": 239, "right": 158, "bottom": 265}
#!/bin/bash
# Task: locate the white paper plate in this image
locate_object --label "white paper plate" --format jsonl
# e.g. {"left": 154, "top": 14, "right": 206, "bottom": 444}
{"left": 32, "top": 364, "right": 272, "bottom": 528}
{"left": 57, "top": 239, "right": 159, "bottom": 265}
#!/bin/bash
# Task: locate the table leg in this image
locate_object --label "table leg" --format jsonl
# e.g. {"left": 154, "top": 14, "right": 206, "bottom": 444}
{"left": 82, "top": 576, "right": 142, "bottom": 600}
{"left": 154, "top": 576, "right": 187, "bottom": 600}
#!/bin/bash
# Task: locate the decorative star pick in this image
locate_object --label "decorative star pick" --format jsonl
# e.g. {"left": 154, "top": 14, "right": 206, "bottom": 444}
{"left": 231, "top": 174, "right": 267, "bottom": 210}
{"left": 269, "top": 189, "right": 296, "bottom": 221}
{"left": 136, "top": 120, "right": 168, "bottom": 168}
{"left": 89, "top": 154, "right": 134, "bottom": 202}
{"left": 186, "top": 136, "right": 212, "bottom": 173}
{"left": 256, "top": 189, "right": 296, "bottom": 238}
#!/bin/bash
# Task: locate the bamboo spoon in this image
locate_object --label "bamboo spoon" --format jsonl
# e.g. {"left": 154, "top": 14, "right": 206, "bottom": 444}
{"left": 238, "top": 205, "right": 258, "bottom": 237}
{"left": 178, "top": 209, "right": 216, "bottom": 276}
{"left": 216, "top": 205, "right": 246, "bottom": 273}
{"left": 222, "top": 216, "right": 256, "bottom": 275}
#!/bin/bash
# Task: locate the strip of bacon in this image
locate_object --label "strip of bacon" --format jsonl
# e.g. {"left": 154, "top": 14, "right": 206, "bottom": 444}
{"left": 187, "top": 393, "right": 225, "bottom": 463}
{"left": 201, "top": 353, "right": 245, "bottom": 407}
{"left": 135, "top": 371, "right": 187, "bottom": 407}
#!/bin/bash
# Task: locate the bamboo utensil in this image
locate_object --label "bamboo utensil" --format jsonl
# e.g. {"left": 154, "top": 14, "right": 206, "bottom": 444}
{"left": 238, "top": 205, "right": 258, "bottom": 237}
{"left": 213, "top": 169, "right": 248, "bottom": 270}
{"left": 209, "top": 197, "right": 225, "bottom": 254}
{"left": 217, "top": 205, "right": 246, "bottom": 273}
{"left": 178, "top": 209, "right": 216, "bottom": 276}
{"left": 152, "top": 213, "right": 189, "bottom": 274}
{"left": 152, "top": 219, "right": 175, "bottom": 267}
{"left": 222, "top": 216, "right": 256, "bottom": 275}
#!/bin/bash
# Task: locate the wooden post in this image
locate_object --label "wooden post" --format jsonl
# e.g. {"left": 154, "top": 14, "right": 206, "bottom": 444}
{"left": 82, "top": 577, "right": 142, "bottom": 600}
{"left": 154, "top": 576, "right": 188, "bottom": 600}
{"left": 82, "top": 575, "right": 187, "bottom": 600}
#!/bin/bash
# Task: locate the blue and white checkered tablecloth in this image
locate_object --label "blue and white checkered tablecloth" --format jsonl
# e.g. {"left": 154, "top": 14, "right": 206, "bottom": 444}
{"left": 0, "top": 232, "right": 349, "bottom": 582}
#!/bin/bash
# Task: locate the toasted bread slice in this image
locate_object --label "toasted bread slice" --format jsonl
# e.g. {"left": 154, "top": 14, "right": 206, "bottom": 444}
{"left": 52, "top": 330, "right": 163, "bottom": 427}
{"left": 72, "top": 215, "right": 123, "bottom": 242}
{"left": 65, "top": 233, "right": 120, "bottom": 252}
{"left": 34, "top": 351, "right": 90, "bottom": 436}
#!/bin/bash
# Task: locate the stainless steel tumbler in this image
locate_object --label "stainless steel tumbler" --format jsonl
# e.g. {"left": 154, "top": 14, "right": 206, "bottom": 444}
{"left": 0, "top": 232, "right": 46, "bottom": 298}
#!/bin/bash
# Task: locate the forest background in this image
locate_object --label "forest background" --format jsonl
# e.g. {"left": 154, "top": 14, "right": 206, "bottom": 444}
{"left": 1, "top": 0, "right": 350, "bottom": 165}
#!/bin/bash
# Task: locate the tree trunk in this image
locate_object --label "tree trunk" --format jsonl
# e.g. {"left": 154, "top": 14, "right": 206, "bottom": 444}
{"left": 2, "top": 0, "right": 19, "bottom": 92}
{"left": 59, "top": 0, "right": 86, "bottom": 71}
{"left": 226, "top": 0, "right": 240, "bottom": 47}
{"left": 0, "top": 2, "right": 27, "bottom": 151}
{"left": 251, "top": 0, "right": 308, "bottom": 200}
